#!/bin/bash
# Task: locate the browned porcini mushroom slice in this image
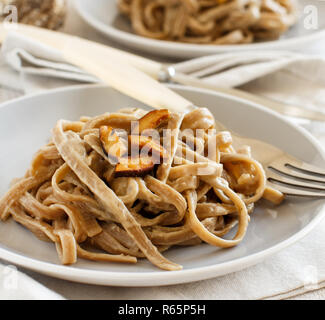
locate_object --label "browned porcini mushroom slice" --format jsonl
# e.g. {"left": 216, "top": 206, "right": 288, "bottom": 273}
{"left": 133, "top": 109, "right": 171, "bottom": 134}
{"left": 129, "top": 135, "right": 168, "bottom": 162}
{"left": 99, "top": 126, "right": 128, "bottom": 161}
{"left": 115, "top": 156, "right": 155, "bottom": 177}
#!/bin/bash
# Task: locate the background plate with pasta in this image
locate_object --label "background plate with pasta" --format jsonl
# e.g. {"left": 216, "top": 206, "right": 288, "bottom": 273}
{"left": 74, "top": 0, "right": 325, "bottom": 58}
{"left": 0, "top": 84, "right": 324, "bottom": 286}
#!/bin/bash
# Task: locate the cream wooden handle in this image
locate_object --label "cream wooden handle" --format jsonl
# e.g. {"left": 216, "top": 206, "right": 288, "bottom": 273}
{"left": 0, "top": 23, "right": 162, "bottom": 78}
{"left": 62, "top": 41, "right": 193, "bottom": 113}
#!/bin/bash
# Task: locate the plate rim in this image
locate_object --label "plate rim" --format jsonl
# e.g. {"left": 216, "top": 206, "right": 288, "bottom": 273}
{"left": 74, "top": 0, "right": 325, "bottom": 56}
{"left": 1, "top": 83, "right": 325, "bottom": 287}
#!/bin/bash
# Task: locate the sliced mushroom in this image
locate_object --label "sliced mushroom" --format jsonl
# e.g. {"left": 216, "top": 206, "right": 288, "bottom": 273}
{"left": 99, "top": 126, "right": 128, "bottom": 161}
{"left": 132, "top": 109, "right": 171, "bottom": 134}
{"left": 115, "top": 156, "right": 155, "bottom": 177}
{"left": 129, "top": 135, "right": 168, "bottom": 163}
{"left": 100, "top": 110, "right": 171, "bottom": 178}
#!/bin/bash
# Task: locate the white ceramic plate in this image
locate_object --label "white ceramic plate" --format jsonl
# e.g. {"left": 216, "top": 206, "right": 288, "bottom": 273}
{"left": 0, "top": 84, "right": 325, "bottom": 287}
{"left": 74, "top": 0, "right": 325, "bottom": 59}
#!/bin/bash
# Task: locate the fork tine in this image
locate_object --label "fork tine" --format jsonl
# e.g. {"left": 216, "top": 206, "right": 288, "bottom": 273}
{"left": 172, "top": 56, "right": 221, "bottom": 75}
{"left": 186, "top": 56, "right": 265, "bottom": 79}
{"left": 267, "top": 180, "right": 325, "bottom": 198}
{"left": 267, "top": 169, "right": 325, "bottom": 191}
{"left": 268, "top": 157, "right": 325, "bottom": 183}
{"left": 188, "top": 60, "right": 237, "bottom": 78}
{"left": 174, "top": 55, "right": 271, "bottom": 79}
{"left": 288, "top": 161, "right": 325, "bottom": 176}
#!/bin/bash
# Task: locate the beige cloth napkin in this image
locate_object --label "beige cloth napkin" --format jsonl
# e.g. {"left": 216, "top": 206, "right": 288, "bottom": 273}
{"left": 0, "top": 261, "right": 64, "bottom": 300}
{"left": 1, "top": 32, "right": 325, "bottom": 300}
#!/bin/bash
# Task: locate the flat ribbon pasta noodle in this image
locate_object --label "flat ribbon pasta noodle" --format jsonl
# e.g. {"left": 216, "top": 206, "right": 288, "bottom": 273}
{"left": 0, "top": 160, "right": 61, "bottom": 221}
{"left": 55, "top": 229, "right": 77, "bottom": 265}
{"left": 220, "top": 152, "right": 267, "bottom": 204}
{"left": 10, "top": 204, "right": 58, "bottom": 243}
{"left": 185, "top": 179, "right": 249, "bottom": 248}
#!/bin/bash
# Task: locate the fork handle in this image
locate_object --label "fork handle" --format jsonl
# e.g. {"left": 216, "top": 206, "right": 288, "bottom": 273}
{"left": 218, "top": 87, "right": 325, "bottom": 122}
{"left": 61, "top": 41, "right": 194, "bottom": 113}
{"left": 171, "top": 72, "right": 325, "bottom": 122}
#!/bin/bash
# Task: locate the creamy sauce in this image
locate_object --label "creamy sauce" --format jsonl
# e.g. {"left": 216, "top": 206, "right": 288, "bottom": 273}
{"left": 232, "top": 135, "right": 286, "bottom": 167}
{"left": 214, "top": 121, "right": 288, "bottom": 167}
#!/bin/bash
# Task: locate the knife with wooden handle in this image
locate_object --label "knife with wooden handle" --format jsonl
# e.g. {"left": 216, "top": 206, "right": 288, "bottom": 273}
{"left": 0, "top": 23, "right": 324, "bottom": 121}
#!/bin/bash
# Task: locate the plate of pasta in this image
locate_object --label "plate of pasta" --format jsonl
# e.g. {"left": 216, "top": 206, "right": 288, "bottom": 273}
{"left": 0, "top": 83, "right": 325, "bottom": 286}
{"left": 75, "top": 0, "right": 325, "bottom": 58}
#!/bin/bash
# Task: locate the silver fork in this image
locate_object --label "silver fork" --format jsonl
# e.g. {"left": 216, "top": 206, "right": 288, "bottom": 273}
{"left": 160, "top": 65, "right": 325, "bottom": 122}
{"left": 266, "top": 155, "right": 325, "bottom": 198}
